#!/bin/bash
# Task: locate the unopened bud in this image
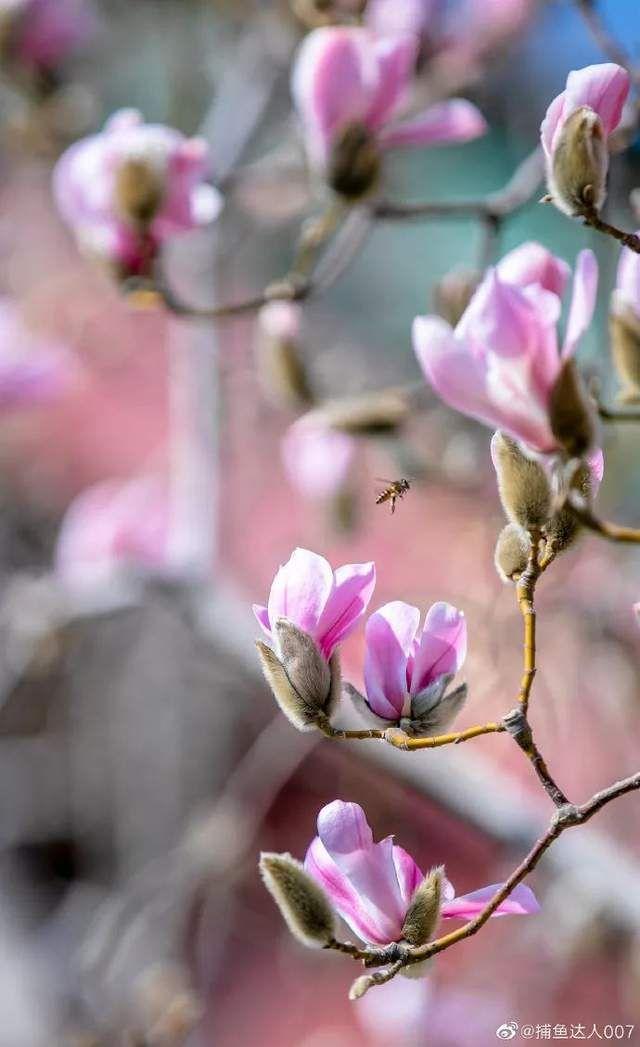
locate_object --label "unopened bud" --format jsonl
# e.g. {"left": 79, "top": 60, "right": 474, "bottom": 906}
{"left": 433, "top": 269, "right": 481, "bottom": 327}
{"left": 256, "top": 302, "right": 313, "bottom": 408}
{"left": 491, "top": 431, "right": 552, "bottom": 530}
{"left": 115, "top": 158, "right": 165, "bottom": 228}
{"left": 610, "top": 296, "right": 640, "bottom": 403}
{"left": 402, "top": 866, "right": 443, "bottom": 946}
{"left": 256, "top": 620, "right": 340, "bottom": 731}
{"left": 328, "top": 122, "right": 381, "bottom": 200}
{"left": 494, "top": 523, "right": 532, "bottom": 583}
{"left": 546, "top": 457, "right": 598, "bottom": 554}
{"left": 260, "top": 852, "right": 336, "bottom": 947}
{"left": 315, "top": 389, "right": 410, "bottom": 436}
{"left": 549, "top": 359, "right": 597, "bottom": 457}
{"left": 547, "top": 106, "right": 608, "bottom": 217}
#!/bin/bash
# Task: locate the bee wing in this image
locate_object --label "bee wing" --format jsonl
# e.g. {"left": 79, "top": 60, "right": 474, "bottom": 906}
{"left": 374, "top": 478, "right": 395, "bottom": 484}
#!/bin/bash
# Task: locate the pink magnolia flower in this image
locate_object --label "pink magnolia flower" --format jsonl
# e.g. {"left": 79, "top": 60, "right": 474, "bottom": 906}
{"left": 291, "top": 26, "right": 486, "bottom": 174}
{"left": 496, "top": 241, "right": 571, "bottom": 299}
{"left": 358, "top": 600, "right": 467, "bottom": 730}
{"left": 53, "top": 109, "right": 222, "bottom": 276}
{"left": 1, "top": 0, "right": 93, "bottom": 72}
{"left": 305, "top": 800, "right": 539, "bottom": 946}
{"left": 412, "top": 247, "right": 598, "bottom": 455}
{"left": 55, "top": 474, "right": 171, "bottom": 597}
{"left": 541, "top": 63, "right": 629, "bottom": 215}
{"left": 366, "top": 0, "right": 438, "bottom": 41}
{"left": 281, "top": 417, "right": 356, "bottom": 500}
{"left": 0, "top": 298, "right": 74, "bottom": 407}
{"left": 253, "top": 548, "right": 375, "bottom": 661}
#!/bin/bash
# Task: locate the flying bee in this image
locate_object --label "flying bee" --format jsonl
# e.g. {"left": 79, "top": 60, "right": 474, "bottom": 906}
{"left": 375, "top": 477, "right": 412, "bottom": 514}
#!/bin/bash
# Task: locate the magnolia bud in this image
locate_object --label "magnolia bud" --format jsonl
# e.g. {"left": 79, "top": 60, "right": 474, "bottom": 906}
{"left": 494, "top": 523, "right": 531, "bottom": 583}
{"left": 328, "top": 122, "right": 381, "bottom": 200}
{"left": 402, "top": 866, "right": 443, "bottom": 946}
{"left": 260, "top": 852, "right": 336, "bottom": 947}
{"left": 256, "top": 620, "right": 340, "bottom": 731}
{"left": 114, "top": 158, "right": 165, "bottom": 228}
{"left": 314, "top": 390, "right": 410, "bottom": 436}
{"left": 548, "top": 106, "right": 608, "bottom": 216}
{"left": 549, "top": 359, "right": 597, "bottom": 457}
{"left": 610, "top": 296, "right": 640, "bottom": 403}
{"left": 491, "top": 431, "right": 552, "bottom": 530}
{"left": 433, "top": 269, "right": 481, "bottom": 327}
{"left": 256, "top": 302, "right": 313, "bottom": 409}
{"left": 546, "top": 458, "right": 597, "bottom": 554}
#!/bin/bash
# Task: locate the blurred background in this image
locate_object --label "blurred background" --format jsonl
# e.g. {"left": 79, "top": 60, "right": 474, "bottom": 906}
{"left": 1, "top": 0, "right": 640, "bottom": 1043}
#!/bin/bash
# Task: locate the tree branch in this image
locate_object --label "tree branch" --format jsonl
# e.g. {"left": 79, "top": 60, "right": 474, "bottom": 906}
{"left": 568, "top": 493, "right": 640, "bottom": 543}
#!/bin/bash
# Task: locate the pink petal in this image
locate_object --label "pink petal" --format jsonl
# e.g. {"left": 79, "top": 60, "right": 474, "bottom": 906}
{"left": 442, "top": 882, "right": 540, "bottom": 919}
{"left": 587, "top": 447, "right": 604, "bottom": 494}
{"left": 317, "top": 561, "right": 376, "bottom": 657}
{"left": 305, "top": 836, "right": 398, "bottom": 945}
{"left": 311, "top": 801, "right": 408, "bottom": 943}
{"left": 392, "top": 845, "right": 424, "bottom": 907}
{"left": 380, "top": 98, "right": 486, "bottom": 150}
{"left": 252, "top": 604, "right": 272, "bottom": 637}
{"left": 562, "top": 249, "right": 598, "bottom": 359}
{"left": 291, "top": 27, "right": 376, "bottom": 166}
{"left": 564, "top": 62, "right": 630, "bottom": 137}
{"left": 364, "top": 601, "right": 420, "bottom": 719}
{"left": 496, "top": 241, "right": 571, "bottom": 298}
{"left": 540, "top": 88, "right": 566, "bottom": 158}
{"left": 366, "top": 0, "right": 438, "bottom": 38}
{"left": 281, "top": 420, "right": 355, "bottom": 501}
{"left": 409, "top": 602, "right": 466, "bottom": 695}
{"left": 614, "top": 234, "right": 640, "bottom": 318}
{"left": 267, "top": 548, "right": 334, "bottom": 642}
{"left": 365, "top": 33, "right": 418, "bottom": 130}
{"left": 456, "top": 270, "right": 538, "bottom": 360}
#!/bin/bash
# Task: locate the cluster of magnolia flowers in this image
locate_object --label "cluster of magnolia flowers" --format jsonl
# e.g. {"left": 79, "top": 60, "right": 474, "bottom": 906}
{"left": 253, "top": 547, "right": 469, "bottom": 738}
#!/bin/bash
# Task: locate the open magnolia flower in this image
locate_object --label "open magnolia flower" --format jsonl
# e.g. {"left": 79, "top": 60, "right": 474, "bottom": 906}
{"left": 541, "top": 63, "right": 629, "bottom": 216}
{"left": 53, "top": 109, "right": 222, "bottom": 277}
{"left": 610, "top": 235, "right": 640, "bottom": 403}
{"left": 413, "top": 245, "right": 598, "bottom": 456}
{"left": 0, "top": 0, "right": 92, "bottom": 74}
{"left": 291, "top": 26, "right": 486, "bottom": 197}
{"left": 281, "top": 416, "right": 356, "bottom": 500}
{"left": 346, "top": 600, "right": 467, "bottom": 736}
{"left": 304, "top": 801, "right": 539, "bottom": 947}
{"left": 254, "top": 549, "right": 375, "bottom": 731}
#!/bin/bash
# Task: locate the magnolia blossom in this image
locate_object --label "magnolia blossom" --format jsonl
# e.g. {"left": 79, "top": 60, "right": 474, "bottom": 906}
{"left": 0, "top": 299, "right": 74, "bottom": 407}
{"left": 281, "top": 417, "right": 356, "bottom": 500}
{"left": 613, "top": 236, "right": 640, "bottom": 320}
{"left": 55, "top": 475, "right": 172, "bottom": 604}
{"left": 291, "top": 26, "right": 486, "bottom": 184}
{"left": 412, "top": 246, "right": 598, "bottom": 454}
{"left": 353, "top": 600, "right": 466, "bottom": 734}
{"left": 253, "top": 548, "right": 375, "bottom": 662}
{"left": 541, "top": 63, "right": 629, "bottom": 215}
{"left": 0, "top": 0, "right": 92, "bottom": 72}
{"left": 305, "top": 801, "right": 539, "bottom": 946}
{"left": 53, "top": 109, "right": 222, "bottom": 275}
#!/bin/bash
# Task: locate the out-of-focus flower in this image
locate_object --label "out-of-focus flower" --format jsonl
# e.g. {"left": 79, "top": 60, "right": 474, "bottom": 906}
{"left": 0, "top": 0, "right": 92, "bottom": 74}
{"left": 253, "top": 547, "right": 375, "bottom": 661}
{"left": 366, "top": 0, "right": 438, "bottom": 40}
{"left": 256, "top": 302, "right": 313, "bottom": 408}
{"left": 610, "top": 236, "right": 640, "bottom": 402}
{"left": 291, "top": 26, "right": 486, "bottom": 197}
{"left": 55, "top": 474, "right": 171, "bottom": 604}
{"left": 0, "top": 298, "right": 74, "bottom": 407}
{"left": 347, "top": 600, "right": 467, "bottom": 736}
{"left": 53, "top": 109, "right": 222, "bottom": 277}
{"left": 304, "top": 800, "right": 539, "bottom": 946}
{"left": 412, "top": 247, "right": 598, "bottom": 455}
{"left": 496, "top": 241, "right": 571, "bottom": 298}
{"left": 281, "top": 416, "right": 355, "bottom": 499}
{"left": 541, "top": 63, "right": 629, "bottom": 216}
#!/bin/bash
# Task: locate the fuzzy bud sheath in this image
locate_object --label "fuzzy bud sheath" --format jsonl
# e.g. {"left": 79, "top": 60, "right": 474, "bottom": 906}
{"left": 260, "top": 852, "right": 336, "bottom": 947}
{"left": 494, "top": 523, "right": 532, "bottom": 583}
{"left": 491, "top": 432, "right": 552, "bottom": 531}
{"left": 401, "top": 866, "right": 443, "bottom": 947}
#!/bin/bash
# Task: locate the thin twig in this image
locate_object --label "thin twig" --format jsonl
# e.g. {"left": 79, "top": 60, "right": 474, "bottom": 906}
{"left": 318, "top": 720, "right": 505, "bottom": 749}
{"left": 568, "top": 493, "right": 640, "bottom": 543}
{"left": 582, "top": 208, "right": 640, "bottom": 254}
{"left": 597, "top": 403, "right": 640, "bottom": 422}
{"left": 502, "top": 709, "right": 570, "bottom": 808}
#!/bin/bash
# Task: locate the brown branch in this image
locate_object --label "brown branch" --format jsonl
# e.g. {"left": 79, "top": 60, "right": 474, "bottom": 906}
{"left": 374, "top": 147, "right": 544, "bottom": 223}
{"left": 597, "top": 403, "right": 640, "bottom": 422}
{"left": 568, "top": 492, "right": 640, "bottom": 543}
{"left": 349, "top": 769, "right": 640, "bottom": 993}
{"left": 582, "top": 208, "right": 640, "bottom": 254}
{"left": 502, "top": 709, "right": 569, "bottom": 808}
{"left": 318, "top": 720, "right": 505, "bottom": 748}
